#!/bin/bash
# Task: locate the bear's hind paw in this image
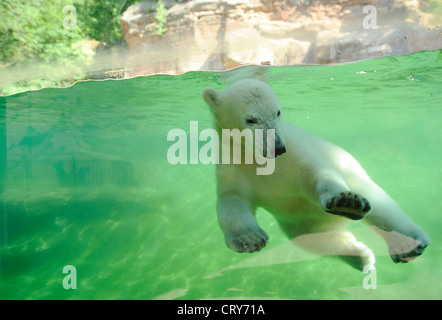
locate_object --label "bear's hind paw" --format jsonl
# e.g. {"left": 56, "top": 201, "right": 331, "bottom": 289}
{"left": 387, "top": 231, "right": 430, "bottom": 264}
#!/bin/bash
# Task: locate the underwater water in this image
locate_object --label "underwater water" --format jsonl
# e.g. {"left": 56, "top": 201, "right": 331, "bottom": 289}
{"left": 0, "top": 50, "right": 441, "bottom": 300}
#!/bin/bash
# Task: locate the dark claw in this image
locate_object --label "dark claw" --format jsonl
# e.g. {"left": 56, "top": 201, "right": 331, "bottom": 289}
{"left": 354, "top": 195, "right": 362, "bottom": 209}
{"left": 362, "top": 199, "right": 371, "bottom": 212}
{"left": 335, "top": 195, "right": 343, "bottom": 207}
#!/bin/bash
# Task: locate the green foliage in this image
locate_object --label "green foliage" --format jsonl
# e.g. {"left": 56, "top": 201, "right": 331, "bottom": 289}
{"left": 0, "top": 0, "right": 173, "bottom": 95}
{"left": 78, "top": 0, "right": 139, "bottom": 46}
{"left": 0, "top": 0, "right": 143, "bottom": 67}
{"left": 154, "top": 0, "right": 169, "bottom": 35}
{"left": 0, "top": 0, "right": 86, "bottom": 66}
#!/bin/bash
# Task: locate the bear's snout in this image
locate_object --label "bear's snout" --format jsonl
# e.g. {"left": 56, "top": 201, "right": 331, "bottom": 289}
{"left": 275, "top": 142, "right": 286, "bottom": 157}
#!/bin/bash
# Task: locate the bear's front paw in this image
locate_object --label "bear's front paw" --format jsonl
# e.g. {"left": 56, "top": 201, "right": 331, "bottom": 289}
{"left": 322, "top": 191, "right": 371, "bottom": 220}
{"left": 225, "top": 226, "right": 269, "bottom": 253}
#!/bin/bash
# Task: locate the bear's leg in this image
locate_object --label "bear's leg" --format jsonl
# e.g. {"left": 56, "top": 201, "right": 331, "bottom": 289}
{"left": 217, "top": 195, "right": 269, "bottom": 253}
{"left": 317, "top": 175, "right": 371, "bottom": 220}
{"left": 362, "top": 189, "right": 430, "bottom": 263}
{"left": 281, "top": 224, "right": 375, "bottom": 271}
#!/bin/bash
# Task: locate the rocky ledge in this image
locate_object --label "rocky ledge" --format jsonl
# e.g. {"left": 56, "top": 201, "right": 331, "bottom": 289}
{"left": 121, "top": 0, "right": 441, "bottom": 76}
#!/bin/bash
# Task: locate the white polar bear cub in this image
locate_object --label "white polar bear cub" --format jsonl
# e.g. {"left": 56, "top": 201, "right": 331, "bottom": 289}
{"left": 203, "top": 79, "right": 430, "bottom": 271}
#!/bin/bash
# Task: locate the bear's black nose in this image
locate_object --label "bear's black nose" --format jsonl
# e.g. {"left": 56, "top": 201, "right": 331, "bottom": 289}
{"left": 275, "top": 145, "right": 286, "bottom": 157}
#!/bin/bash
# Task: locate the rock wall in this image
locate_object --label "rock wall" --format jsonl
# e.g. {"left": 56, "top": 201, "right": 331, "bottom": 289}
{"left": 120, "top": 0, "right": 441, "bottom": 76}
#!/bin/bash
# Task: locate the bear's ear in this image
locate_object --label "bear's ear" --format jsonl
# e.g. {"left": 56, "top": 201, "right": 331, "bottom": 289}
{"left": 203, "top": 87, "right": 222, "bottom": 108}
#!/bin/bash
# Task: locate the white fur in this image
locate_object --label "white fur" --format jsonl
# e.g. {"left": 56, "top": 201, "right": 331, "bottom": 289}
{"left": 203, "top": 79, "right": 430, "bottom": 271}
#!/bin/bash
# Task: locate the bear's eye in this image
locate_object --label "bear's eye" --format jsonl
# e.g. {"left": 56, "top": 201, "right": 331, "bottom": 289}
{"left": 245, "top": 117, "right": 258, "bottom": 125}
{"left": 277, "top": 110, "right": 281, "bottom": 117}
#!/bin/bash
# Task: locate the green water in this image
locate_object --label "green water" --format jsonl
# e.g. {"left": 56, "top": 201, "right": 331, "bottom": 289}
{"left": 1, "top": 50, "right": 441, "bottom": 300}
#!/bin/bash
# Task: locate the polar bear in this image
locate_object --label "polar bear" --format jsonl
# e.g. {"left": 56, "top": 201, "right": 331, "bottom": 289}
{"left": 202, "top": 79, "right": 430, "bottom": 271}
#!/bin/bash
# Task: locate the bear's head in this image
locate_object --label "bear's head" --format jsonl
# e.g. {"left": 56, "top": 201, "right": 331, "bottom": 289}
{"left": 203, "top": 79, "right": 286, "bottom": 158}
